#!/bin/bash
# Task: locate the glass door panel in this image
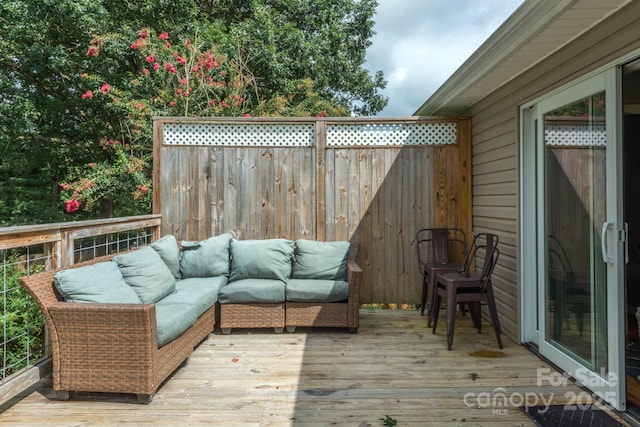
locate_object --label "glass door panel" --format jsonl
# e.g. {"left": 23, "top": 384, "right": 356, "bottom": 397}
{"left": 543, "top": 92, "right": 608, "bottom": 371}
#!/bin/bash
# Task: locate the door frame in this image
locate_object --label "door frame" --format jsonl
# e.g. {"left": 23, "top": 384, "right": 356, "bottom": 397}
{"left": 519, "top": 67, "right": 626, "bottom": 410}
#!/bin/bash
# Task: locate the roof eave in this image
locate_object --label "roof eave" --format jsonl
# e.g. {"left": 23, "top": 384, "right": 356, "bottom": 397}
{"left": 414, "top": 0, "right": 578, "bottom": 116}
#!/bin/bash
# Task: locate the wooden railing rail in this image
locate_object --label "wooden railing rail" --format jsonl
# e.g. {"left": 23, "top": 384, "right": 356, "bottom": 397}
{"left": 0, "top": 214, "right": 162, "bottom": 268}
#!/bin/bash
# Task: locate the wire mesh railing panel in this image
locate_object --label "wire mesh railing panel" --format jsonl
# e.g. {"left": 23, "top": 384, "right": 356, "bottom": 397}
{"left": 73, "top": 227, "right": 156, "bottom": 263}
{"left": 1, "top": 246, "right": 50, "bottom": 383}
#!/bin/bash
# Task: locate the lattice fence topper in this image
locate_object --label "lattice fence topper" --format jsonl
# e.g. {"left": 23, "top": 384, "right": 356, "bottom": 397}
{"left": 326, "top": 122, "right": 457, "bottom": 146}
{"left": 163, "top": 123, "right": 315, "bottom": 146}
{"left": 545, "top": 123, "right": 607, "bottom": 147}
{"left": 162, "top": 121, "right": 458, "bottom": 147}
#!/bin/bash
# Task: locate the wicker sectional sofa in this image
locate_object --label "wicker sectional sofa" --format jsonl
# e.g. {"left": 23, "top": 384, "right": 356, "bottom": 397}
{"left": 19, "top": 234, "right": 361, "bottom": 403}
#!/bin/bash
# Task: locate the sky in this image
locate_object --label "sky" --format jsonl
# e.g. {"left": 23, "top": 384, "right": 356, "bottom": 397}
{"left": 365, "top": 0, "right": 525, "bottom": 116}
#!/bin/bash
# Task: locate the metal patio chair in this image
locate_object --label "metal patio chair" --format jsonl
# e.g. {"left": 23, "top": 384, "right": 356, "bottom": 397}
{"left": 432, "top": 232, "right": 502, "bottom": 351}
{"left": 416, "top": 228, "right": 467, "bottom": 325}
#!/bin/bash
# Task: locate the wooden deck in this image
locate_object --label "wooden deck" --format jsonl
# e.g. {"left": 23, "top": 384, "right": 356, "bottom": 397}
{"left": 0, "top": 310, "right": 626, "bottom": 426}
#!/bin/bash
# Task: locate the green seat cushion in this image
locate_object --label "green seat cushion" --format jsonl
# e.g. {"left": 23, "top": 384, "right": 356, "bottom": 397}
{"left": 180, "top": 233, "right": 233, "bottom": 278}
{"left": 54, "top": 261, "right": 142, "bottom": 304}
{"left": 292, "top": 240, "right": 350, "bottom": 280}
{"left": 160, "top": 277, "right": 228, "bottom": 317}
{"left": 218, "top": 279, "right": 285, "bottom": 304}
{"left": 285, "top": 278, "right": 350, "bottom": 302}
{"left": 154, "top": 302, "right": 198, "bottom": 347}
{"left": 229, "top": 239, "right": 293, "bottom": 282}
{"left": 151, "top": 234, "right": 181, "bottom": 279}
{"left": 113, "top": 246, "right": 176, "bottom": 304}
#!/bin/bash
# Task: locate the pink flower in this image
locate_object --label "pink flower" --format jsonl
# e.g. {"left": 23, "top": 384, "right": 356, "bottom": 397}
{"left": 142, "top": 68, "right": 149, "bottom": 75}
{"left": 59, "top": 183, "right": 70, "bottom": 191}
{"left": 158, "top": 32, "right": 169, "bottom": 40}
{"left": 87, "top": 163, "right": 97, "bottom": 168}
{"left": 99, "top": 83, "right": 110, "bottom": 94}
{"left": 136, "top": 102, "right": 143, "bottom": 109}
{"left": 185, "top": 38, "right": 192, "bottom": 48}
{"left": 138, "top": 28, "right": 149, "bottom": 39}
{"left": 81, "top": 90, "right": 93, "bottom": 99}
{"left": 176, "top": 56, "right": 187, "bottom": 65}
{"left": 86, "top": 46, "right": 99, "bottom": 57}
{"left": 139, "top": 185, "right": 149, "bottom": 193}
{"left": 65, "top": 198, "right": 80, "bottom": 213}
{"left": 165, "top": 63, "right": 177, "bottom": 74}
{"left": 243, "top": 113, "right": 251, "bottom": 118}
{"left": 180, "top": 78, "right": 187, "bottom": 85}
{"left": 146, "top": 54, "right": 155, "bottom": 63}
{"left": 130, "top": 38, "right": 145, "bottom": 50}
{"left": 221, "top": 101, "right": 229, "bottom": 108}
{"left": 169, "top": 101, "right": 176, "bottom": 107}
{"left": 153, "top": 62, "right": 160, "bottom": 71}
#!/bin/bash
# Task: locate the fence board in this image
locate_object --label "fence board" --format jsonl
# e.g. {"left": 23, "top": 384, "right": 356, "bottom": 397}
{"left": 155, "top": 117, "right": 470, "bottom": 305}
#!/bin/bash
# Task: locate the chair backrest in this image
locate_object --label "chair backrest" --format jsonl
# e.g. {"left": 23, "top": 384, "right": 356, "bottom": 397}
{"left": 546, "top": 234, "right": 575, "bottom": 284}
{"left": 460, "top": 233, "right": 500, "bottom": 290}
{"left": 416, "top": 228, "right": 467, "bottom": 266}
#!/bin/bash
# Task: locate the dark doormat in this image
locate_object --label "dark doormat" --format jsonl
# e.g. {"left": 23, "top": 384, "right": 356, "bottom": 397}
{"left": 521, "top": 405, "right": 628, "bottom": 426}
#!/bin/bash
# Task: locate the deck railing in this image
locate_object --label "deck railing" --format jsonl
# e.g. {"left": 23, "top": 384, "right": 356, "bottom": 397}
{"left": 0, "top": 215, "right": 161, "bottom": 401}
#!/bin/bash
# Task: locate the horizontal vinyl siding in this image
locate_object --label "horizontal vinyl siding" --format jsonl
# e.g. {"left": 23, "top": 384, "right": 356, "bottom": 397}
{"left": 468, "top": 0, "right": 640, "bottom": 342}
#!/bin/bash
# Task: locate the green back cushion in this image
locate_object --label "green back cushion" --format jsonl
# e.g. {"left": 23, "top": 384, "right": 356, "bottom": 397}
{"left": 179, "top": 233, "right": 233, "bottom": 278}
{"left": 229, "top": 239, "right": 293, "bottom": 282}
{"left": 292, "top": 239, "right": 350, "bottom": 280}
{"left": 113, "top": 246, "right": 176, "bottom": 303}
{"left": 151, "top": 234, "right": 181, "bottom": 279}
{"left": 54, "top": 261, "right": 141, "bottom": 304}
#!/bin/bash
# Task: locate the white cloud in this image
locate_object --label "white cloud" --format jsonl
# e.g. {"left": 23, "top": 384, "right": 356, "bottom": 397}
{"left": 366, "top": 0, "right": 525, "bottom": 116}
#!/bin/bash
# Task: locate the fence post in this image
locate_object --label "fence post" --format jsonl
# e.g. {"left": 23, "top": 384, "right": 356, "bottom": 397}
{"left": 315, "top": 119, "right": 327, "bottom": 241}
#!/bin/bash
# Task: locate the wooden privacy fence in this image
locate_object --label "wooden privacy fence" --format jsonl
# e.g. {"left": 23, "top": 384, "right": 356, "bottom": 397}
{"left": 153, "top": 117, "right": 471, "bottom": 305}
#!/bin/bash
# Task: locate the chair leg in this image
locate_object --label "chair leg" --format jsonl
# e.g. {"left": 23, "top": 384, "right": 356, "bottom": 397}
{"left": 427, "top": 274, "right": 438, "bottom": 326}
{"left": 485, "top": 286, "right": 503, "bottom": 349}
{"left": 429, "top": 288, "right": 440, "bottom": 329}
{"left": 445, "top": 284, "right": 457, "bottom": 351}
{"left": 420, "top": 275, "right": 428, "bottom": 316}
{"left": 431, "top": 293, "right": 441, "bottom": 334}
{"left": 468, "top": 302, "right": 482, "bottom": 332}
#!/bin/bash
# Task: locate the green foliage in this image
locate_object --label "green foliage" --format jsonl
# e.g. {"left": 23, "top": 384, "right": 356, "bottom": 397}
{"left": 380, "top": 415, "right": 398, "bottom": 426}
{"left": 207, "top": 0, "right": 388, "bottom": 116}
{"left": 0, "top": 0, "right": 386, "bottom": 224}
{"left": 0, "top": 252, "right": 46, "bottom": 379}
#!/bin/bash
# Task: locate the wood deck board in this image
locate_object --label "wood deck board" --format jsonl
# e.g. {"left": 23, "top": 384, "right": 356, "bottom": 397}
{"left": 0, "top": 310, "right": 600, "bottom": 426}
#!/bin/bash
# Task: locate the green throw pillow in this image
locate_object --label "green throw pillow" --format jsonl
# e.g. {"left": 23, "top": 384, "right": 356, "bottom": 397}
{"left": 292, "top": 239, "right": 350, "bottom": 280}
{"left": 151, "top": 234, "right": 181, "bottom": 280}
{"left": 179, "top": 233, "right": 233, "bottom": 278}
{"left": 113, "top": 246, "right": 176, "bottom": 303}
{"left": 229, "top": 238, "right": 293, "bottom": 282}
{"left": 54, "top": 261, "right": 142, "bottom": 304}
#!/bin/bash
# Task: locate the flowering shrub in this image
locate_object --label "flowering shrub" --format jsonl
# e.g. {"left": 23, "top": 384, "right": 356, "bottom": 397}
{"left": 63, "top": 28, "right": 345, "bottom": 217}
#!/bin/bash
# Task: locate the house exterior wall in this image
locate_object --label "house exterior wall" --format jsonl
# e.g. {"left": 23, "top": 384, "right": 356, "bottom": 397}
{"left": 468, "top": 1, "right": 640, "bottom": 342}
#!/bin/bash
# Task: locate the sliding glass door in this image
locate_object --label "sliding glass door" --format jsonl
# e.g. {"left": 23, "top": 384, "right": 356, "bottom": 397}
{"left": 521, "top": 70, "right": 625, "bottom": 410}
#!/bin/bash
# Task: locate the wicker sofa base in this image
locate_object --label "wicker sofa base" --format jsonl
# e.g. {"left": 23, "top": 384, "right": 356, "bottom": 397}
{"left": 219, "top": 303, "right": 285, "bottom": 334}
{"left": 18, "top": 254, "right": 217, "bottom": 404}
{"left": 285, "top": 302, "right": 357, "bottom": 333}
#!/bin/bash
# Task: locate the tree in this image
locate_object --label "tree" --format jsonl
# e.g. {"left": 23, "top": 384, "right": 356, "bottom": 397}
{"left": 0, "top": 0, "right": 387, "bottom": 224}
{"left": 206, "top": 0, "right": 387, "bottom": 116}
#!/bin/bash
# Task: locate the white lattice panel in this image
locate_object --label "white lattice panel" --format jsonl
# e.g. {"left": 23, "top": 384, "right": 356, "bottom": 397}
{"left": 326, "top": 122, "right": 457, "bottom": 146}
{"left": 545, "top": 123, "right": 606, "bottom": 147}
{"left": 163, "top": 123, "right": 315, "bottom": 146}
